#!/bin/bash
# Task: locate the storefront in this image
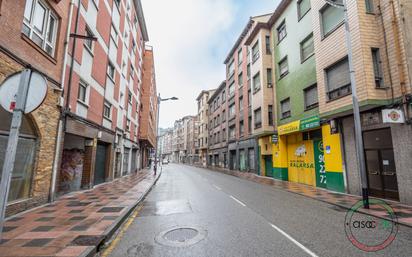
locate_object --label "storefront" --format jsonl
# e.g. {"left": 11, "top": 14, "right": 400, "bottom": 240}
{"left": 272, "top": 116, "right": 345, "bottom": 193}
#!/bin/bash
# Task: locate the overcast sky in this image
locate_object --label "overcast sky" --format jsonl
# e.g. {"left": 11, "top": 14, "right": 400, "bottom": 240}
{"left": 141, "top": 0, "right": 280, "bottom": 128}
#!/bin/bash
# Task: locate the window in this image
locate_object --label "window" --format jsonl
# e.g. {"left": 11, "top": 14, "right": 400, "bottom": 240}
{"left": 229, "top": 125, "right": 236, "bottom": 140}
{"left": 126, "top": 119, "right": 131, "bottom": 131}
{"left": 228, "top": 82, "right": 235, "bottom": 98}
{"left": 103, "top": 101, "right": 112, "bottom": 119}
{"left": 84, "top": 27, "right": 94, "bottom": 52}
{"left": 107, "top": 62, "right": 115, "bottom": 81}
{"left": 298, "top": 0, "right": 311, "bottom": 20}
{"left": 253, "top": 72, "right": 261, "bottom": 93}
{"left": 238, "top": 48, "right": 243, "bottom": 66}
{"left": 222, "top": 110, "right": 226, "bottom": 121}
{"left": 222, "top": 90, "right": 226, "bottom": 102}
{"left": 222, "top": 129, "right": 226, "bottom": 142}
{"left": 265, "top": 35, "right": 271, "bottom": 54}
{"left": 320, "top": 3, "right": 344, "bottom": 37}
{"left": 78, "top": 81, "right": 88, "bottom": 103}
{"left": 239, "top": 121, "right": 244, "bottom": 136}
{"left": 239, "top": 97, "right": 243, "bottom": 112}
{"left": 114, "top": 0, "right": 120, "bottom": 8}
{"left": 300, "top": 33, "right": 314, "bottom": 62}
{"left": 229, "top": 104, "right": 235, "bottom": 118}
{"left": 254, "top": 108, "right": 262, "bottom": 129}
{"left": 304, "top": 84, "right": 319, "bottom": 110}
{"left": 365, "top": 0, "right": 374, "bottom": 13}
{"left": 247, "top": 64, "right": 251, "bottom": 80}
{"left": 228, "top": 59, "right": 235, "bottom": 77}
{"left": 326, "top": 58, "right": 351, "bottom": 100}
{"left": 268, "top": 105, "right": 274, "bottom": 126}
{"left": 277, "top": 20, "right": 287, "bottom": 42}
{"left": 281, "top": 98, "right": 291, "bottom": 119}
{"left": 111, "top": 24, "right": 118, "bottom": 46}
{"left": 128, "top": 91, "right": 132, "bottom": 104}
{"left": 248, "top": 90, "right": 252, "bottom": 107}
{"left": 22, "top": 0, "right": 58, "bottom": 56}
{"left": 248, "top": 116, "right": 252, "bottom": 133}
{"left": 252, "top": 41, "right": 260, "bottom": 63}
{"left": 267, "top": 69, "right": 273, "bottom": 87}
{"left": 278, "top": 57, "right": 289, "bottom": 78}
{"left": 372, "top": 48, "right": 384, "bottom": 88}
{"left": 238, "top": 72, "right": 243, "bottom": 87}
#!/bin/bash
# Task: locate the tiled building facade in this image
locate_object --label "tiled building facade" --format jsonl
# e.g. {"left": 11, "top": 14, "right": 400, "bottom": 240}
{"left": 0, "top": 0, "right": 157, "bottom": 216}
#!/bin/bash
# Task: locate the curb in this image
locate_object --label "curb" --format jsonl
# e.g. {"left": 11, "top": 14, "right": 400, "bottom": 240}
{"left": 187, "top": 164, "right": 412, "bottom": 229}
{"left": 81, "top": 170, "right": 162, "bottom": 257}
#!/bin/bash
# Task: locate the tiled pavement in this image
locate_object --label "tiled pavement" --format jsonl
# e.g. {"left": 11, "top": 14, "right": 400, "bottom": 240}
{"left": 206, "top": 166, "right": 412, "bottom": 228}
{"left": 0, "top": 169, "right": 161, "bottom": 257}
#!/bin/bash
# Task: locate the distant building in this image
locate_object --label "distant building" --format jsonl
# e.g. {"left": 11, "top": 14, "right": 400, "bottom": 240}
{"left": 196, "top": 90, "right": 215, "bottom": 166}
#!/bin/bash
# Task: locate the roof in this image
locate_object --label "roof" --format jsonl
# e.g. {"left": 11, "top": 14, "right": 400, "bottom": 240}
{"left": 223, "top": 13, "right": 273, "bottom": 64}
{"left": 267, "top": 0, "right": 292, "bottom": 28}
{"left": 134, "top": 0, "right": 149, "bottom": 41}
{"left": 244, "top": 22, "right": 270, "bottom": 46}
{"left": 196, "top": 89, "right": 215, "bottom": 101}
{"left": 208, "top": 81, "right": 226, "bottom": 104}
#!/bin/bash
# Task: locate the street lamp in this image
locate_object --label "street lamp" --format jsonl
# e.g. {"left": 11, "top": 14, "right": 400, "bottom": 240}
{"left": 324, "top": 0, "right": 369, "bottom": 208}
{"left": 154, "top": 95, "right": 178, "bottom": 175}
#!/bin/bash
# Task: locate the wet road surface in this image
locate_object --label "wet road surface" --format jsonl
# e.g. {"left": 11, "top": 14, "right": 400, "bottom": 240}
{"left": 105, "top": 164, "right": 412, "bottom": 257}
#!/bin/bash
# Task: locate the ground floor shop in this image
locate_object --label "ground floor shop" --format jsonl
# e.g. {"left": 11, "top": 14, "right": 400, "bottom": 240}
{"left": 58, "top": 116, "right": 115, "bottom": 196}
{"left": 207, "top": 148, "right": 227, "bottom": 168}
{"left": 228, "top": 138, "right": 258, "bottom": 173}
{"left": 270, "top": 116, "right": 345, "bottom": 193}
{"left": 340, "top": 108, "right": 412, "bottom": 204}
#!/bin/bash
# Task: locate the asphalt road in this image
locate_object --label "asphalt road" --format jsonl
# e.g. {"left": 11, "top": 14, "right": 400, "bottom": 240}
{"left": 105, "top": 164, "right": 412, "bottom": 257}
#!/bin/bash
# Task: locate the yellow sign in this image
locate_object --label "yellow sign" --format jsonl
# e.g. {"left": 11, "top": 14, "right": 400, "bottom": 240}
{"left": 278, "top": 120, "right": 300, "bottom": 135}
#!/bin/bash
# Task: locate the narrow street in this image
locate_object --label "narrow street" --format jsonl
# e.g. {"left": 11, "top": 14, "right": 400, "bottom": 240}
{"left": 104, "top": 164, "right": 412, "bottom": 257}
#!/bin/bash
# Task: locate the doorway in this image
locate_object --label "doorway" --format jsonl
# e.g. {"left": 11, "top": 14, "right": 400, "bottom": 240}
{"left": 94, "top": 143, "right": 107, "bottom": 185}
{"left": 264, "top": 155, "right": 273, "bottom": 177}
{"left": 364, "top": 128, "right": 399, "bottom": 200}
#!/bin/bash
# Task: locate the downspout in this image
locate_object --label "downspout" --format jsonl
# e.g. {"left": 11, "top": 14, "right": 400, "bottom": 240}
{"left": 377, "top": 3, "right": 395, "bottom": 104}
{"left": 49, "top": 0, "right": 77, "bottom": 202}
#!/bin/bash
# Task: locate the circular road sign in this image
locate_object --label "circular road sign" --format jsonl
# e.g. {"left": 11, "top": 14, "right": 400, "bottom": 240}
{"left": 0, "top": 71, "right": 47, "bottom": 114}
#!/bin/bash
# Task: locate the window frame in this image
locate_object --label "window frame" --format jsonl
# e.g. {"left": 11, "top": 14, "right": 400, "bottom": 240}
{"left": 268, "top": 105, "right": 274, "bottom": 126}
{"left": 277, "top": 20, "right": 287, "bottom": 43}
{"left": 252, "top": 41, "right": 260, "bottom": 63}
{"left": 365, "top": 0, "right": 375, "bottom": 14}
{"left": 103, "top": 101, "right": 112, "bottom": 120}
{"left": 297, "top": 0, "right": 311, "bottom": 21}
{"left": 22, "top": 0, "right": 59, "bottom": 57}
{"left": 107, "top": 61, "right": 116, "bottom": 81}
{"left": 300, "top": 33, "right": 314, "bottom": 63}
{"left": 319, "top": 3, "right": 344, "bottom": 39}
{"left": 84, "top": 26, "right": 94, "bottom": 53}
{"left": 77, "top": 80, "right": 89, "bottom": 105}
{"left": 253, "top": 72, "right": 261, "bottom": 93}
{"left": 371, "top": 48, "right": 384, "bottom": 88}
{"left": 280, "top": 98, "right": 291, "bottom": 119}
{"left": 254, "top": 107, "right": 262, "bottom": 129}
{"left": 325, "top": 57, "right": 352, "bottom": 101}
{"left": 303, "top": 84, "right": 319, "bottom": 111}
{"left": 278, "top": 56, "right": 289, "bottom": 79}
{"left": 267, "top": 68, "right": 273, "bottom": 88}
{"left": 265, "top": 35, "right": 271, "bottom": 54}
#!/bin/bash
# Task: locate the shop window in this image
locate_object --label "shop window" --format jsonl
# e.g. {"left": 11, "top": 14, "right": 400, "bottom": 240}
{"left": 326, "top": 57, "right": 351, "bottom": 100}
{"left": 22, "top": 0, "right": 58, "bottom": 56}
{"left": 0, "top": 108, "right": 37, "bottom": 202}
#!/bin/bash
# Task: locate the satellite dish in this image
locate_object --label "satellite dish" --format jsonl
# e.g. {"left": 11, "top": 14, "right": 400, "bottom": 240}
{"left": 0, "top": 71, "right": 47, "bottom": 114}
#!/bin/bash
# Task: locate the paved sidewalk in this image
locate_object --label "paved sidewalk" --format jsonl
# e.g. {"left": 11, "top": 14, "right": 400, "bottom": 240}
{"left": 206, "top": 166, "right": 412, "bottom": 228}
{"left": 0, "top": 169, "right": 161, "bottom": 257}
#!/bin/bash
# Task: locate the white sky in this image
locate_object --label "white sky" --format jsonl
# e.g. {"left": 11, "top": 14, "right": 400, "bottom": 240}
{"left": 141, "top": 0, "right": 279, "bottom": 128}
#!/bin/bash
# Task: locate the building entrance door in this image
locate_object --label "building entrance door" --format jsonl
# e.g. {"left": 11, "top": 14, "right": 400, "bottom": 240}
{"left": 94, "top": 143, "right": 107, "bottom": 185}
{"left": 364, "top": 129, "right": 399, "bottom": 200}
{"left": 264, "top": 155, "right": 273, "bottom": 177}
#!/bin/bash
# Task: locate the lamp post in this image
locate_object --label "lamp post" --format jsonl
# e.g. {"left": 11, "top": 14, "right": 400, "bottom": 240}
{"left": 154, "top": 95, "right": 178, "bottom": 175}
{"left": 324, "top": 0, "right": 369, "bottom": 208}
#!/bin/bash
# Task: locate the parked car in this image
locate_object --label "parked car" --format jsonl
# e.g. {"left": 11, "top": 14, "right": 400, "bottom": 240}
{"left": 162, "top": 159, "right": 169, "bottom": 165}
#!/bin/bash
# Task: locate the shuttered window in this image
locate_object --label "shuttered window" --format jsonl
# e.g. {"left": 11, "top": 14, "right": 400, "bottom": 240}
{"left": 326, "top": 58, "right": 351, "bottom": 100}
{"left": 281, "top": 98, "right": 291, "bottom": 119}
{"left": 320, "top": 4, "right": 344, "bottom": 36}
{"left": 298, "top": 0, "right": 311, "bottom": 20}
{"left": 304, "top": 84, "right": 319, "bottom": 110}
{"left": 300, "top": 34, "right": 314, "bottom": 62}
{"left": 278, "top": 57, "right": 289, "bottom": 78}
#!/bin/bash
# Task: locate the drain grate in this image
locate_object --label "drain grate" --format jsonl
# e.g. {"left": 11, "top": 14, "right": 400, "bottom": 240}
{"left": 164, "top": 228, "right": 198, "bottom": 242}
{"left": 155, "top": 227, "right": 207, "bottom": 248}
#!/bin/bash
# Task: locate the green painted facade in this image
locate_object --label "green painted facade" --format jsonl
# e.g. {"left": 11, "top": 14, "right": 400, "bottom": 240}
{"left": 273, "top": 167, "right": 288, "bottom": 181}
{"left": 326, "top": 172, "right": 345, "bottom": 193}
{"left": 272, "top": 1, "right": 318, "bottom": 126}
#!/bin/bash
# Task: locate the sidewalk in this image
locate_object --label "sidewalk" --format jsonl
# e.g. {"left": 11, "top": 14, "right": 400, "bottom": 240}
{"left": 0, "top": 169, "right": 161, "bottom": 257}
{"left": 205, "top": 166, "right": 412, "bottom": 228}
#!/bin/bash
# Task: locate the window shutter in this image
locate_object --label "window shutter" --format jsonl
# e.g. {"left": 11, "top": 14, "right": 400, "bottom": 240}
{"left": 326, "top": 59, "right": 350, "bottom": 91}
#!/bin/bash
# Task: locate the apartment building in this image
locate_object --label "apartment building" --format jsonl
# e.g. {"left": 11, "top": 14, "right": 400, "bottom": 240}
{"left": 310, "top": 0, "right": 412, "bottom": 203}
{"left": 182, "top": 115, "right": 198, "bottom": 164}
{"left": 58, "top": 0, "right": 150, "bottom": 195}
{"left": 207, "top": 81, "right": 228, "bottom": 168}
{"left": 196, "top": 90, "right": 214, "bottom": 166}
{"left": 0, "top": 0, "right": 70, "bottom": 216}
{"left": 244, "top": 18, "right": 276, "bottom": 177}
{"left": 224, "top": 14, "right": 271, "bottom": 172}
{"left": 172, "top": 118, "right": 184, "bottom": 162}
{"left": 159, "top": 128, "right": 173, "bottom": 161}
{"left": 139, "top": 45, "right": 157, "bottom": 170}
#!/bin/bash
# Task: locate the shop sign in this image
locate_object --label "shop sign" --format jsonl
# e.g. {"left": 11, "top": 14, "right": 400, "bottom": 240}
{"left": 300, "top": 116, "right": 320, "bottom": 130}
{"left": 278, "top": 116, "right": 320, "bottom": 135}
{"left": 278, "top": 120, "right": 300, "bottom": 135}
{"left": 382, "top": 109, "right": 405, "bottom": 124}
{"left": 271, "top": 134, "right": 278, "bottom": 144}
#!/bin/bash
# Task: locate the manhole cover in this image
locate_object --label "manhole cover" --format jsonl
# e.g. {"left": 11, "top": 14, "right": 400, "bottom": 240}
{"left": 155, "top": 227, "right": 207, "bottom": 247}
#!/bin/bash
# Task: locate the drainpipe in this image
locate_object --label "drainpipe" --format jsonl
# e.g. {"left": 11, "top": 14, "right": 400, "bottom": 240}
{"left": 49, "top": 0, "right": 77, "bottom": 202}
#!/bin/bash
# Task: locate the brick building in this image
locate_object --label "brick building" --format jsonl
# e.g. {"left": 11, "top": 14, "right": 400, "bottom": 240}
{"left": 207, "top": 81, "right": 228, "bottom": 168}
{"left": 57, "top": 0, "right": 150, "bottom": 196}
{"left": 0, "top": 0, "right": 70, "bottom": 216}
{"left": 139, "top": 45, "right": 157, "bottom": 169}
{"left": 196, "top": 90, "right": 214, "bottom": 166}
